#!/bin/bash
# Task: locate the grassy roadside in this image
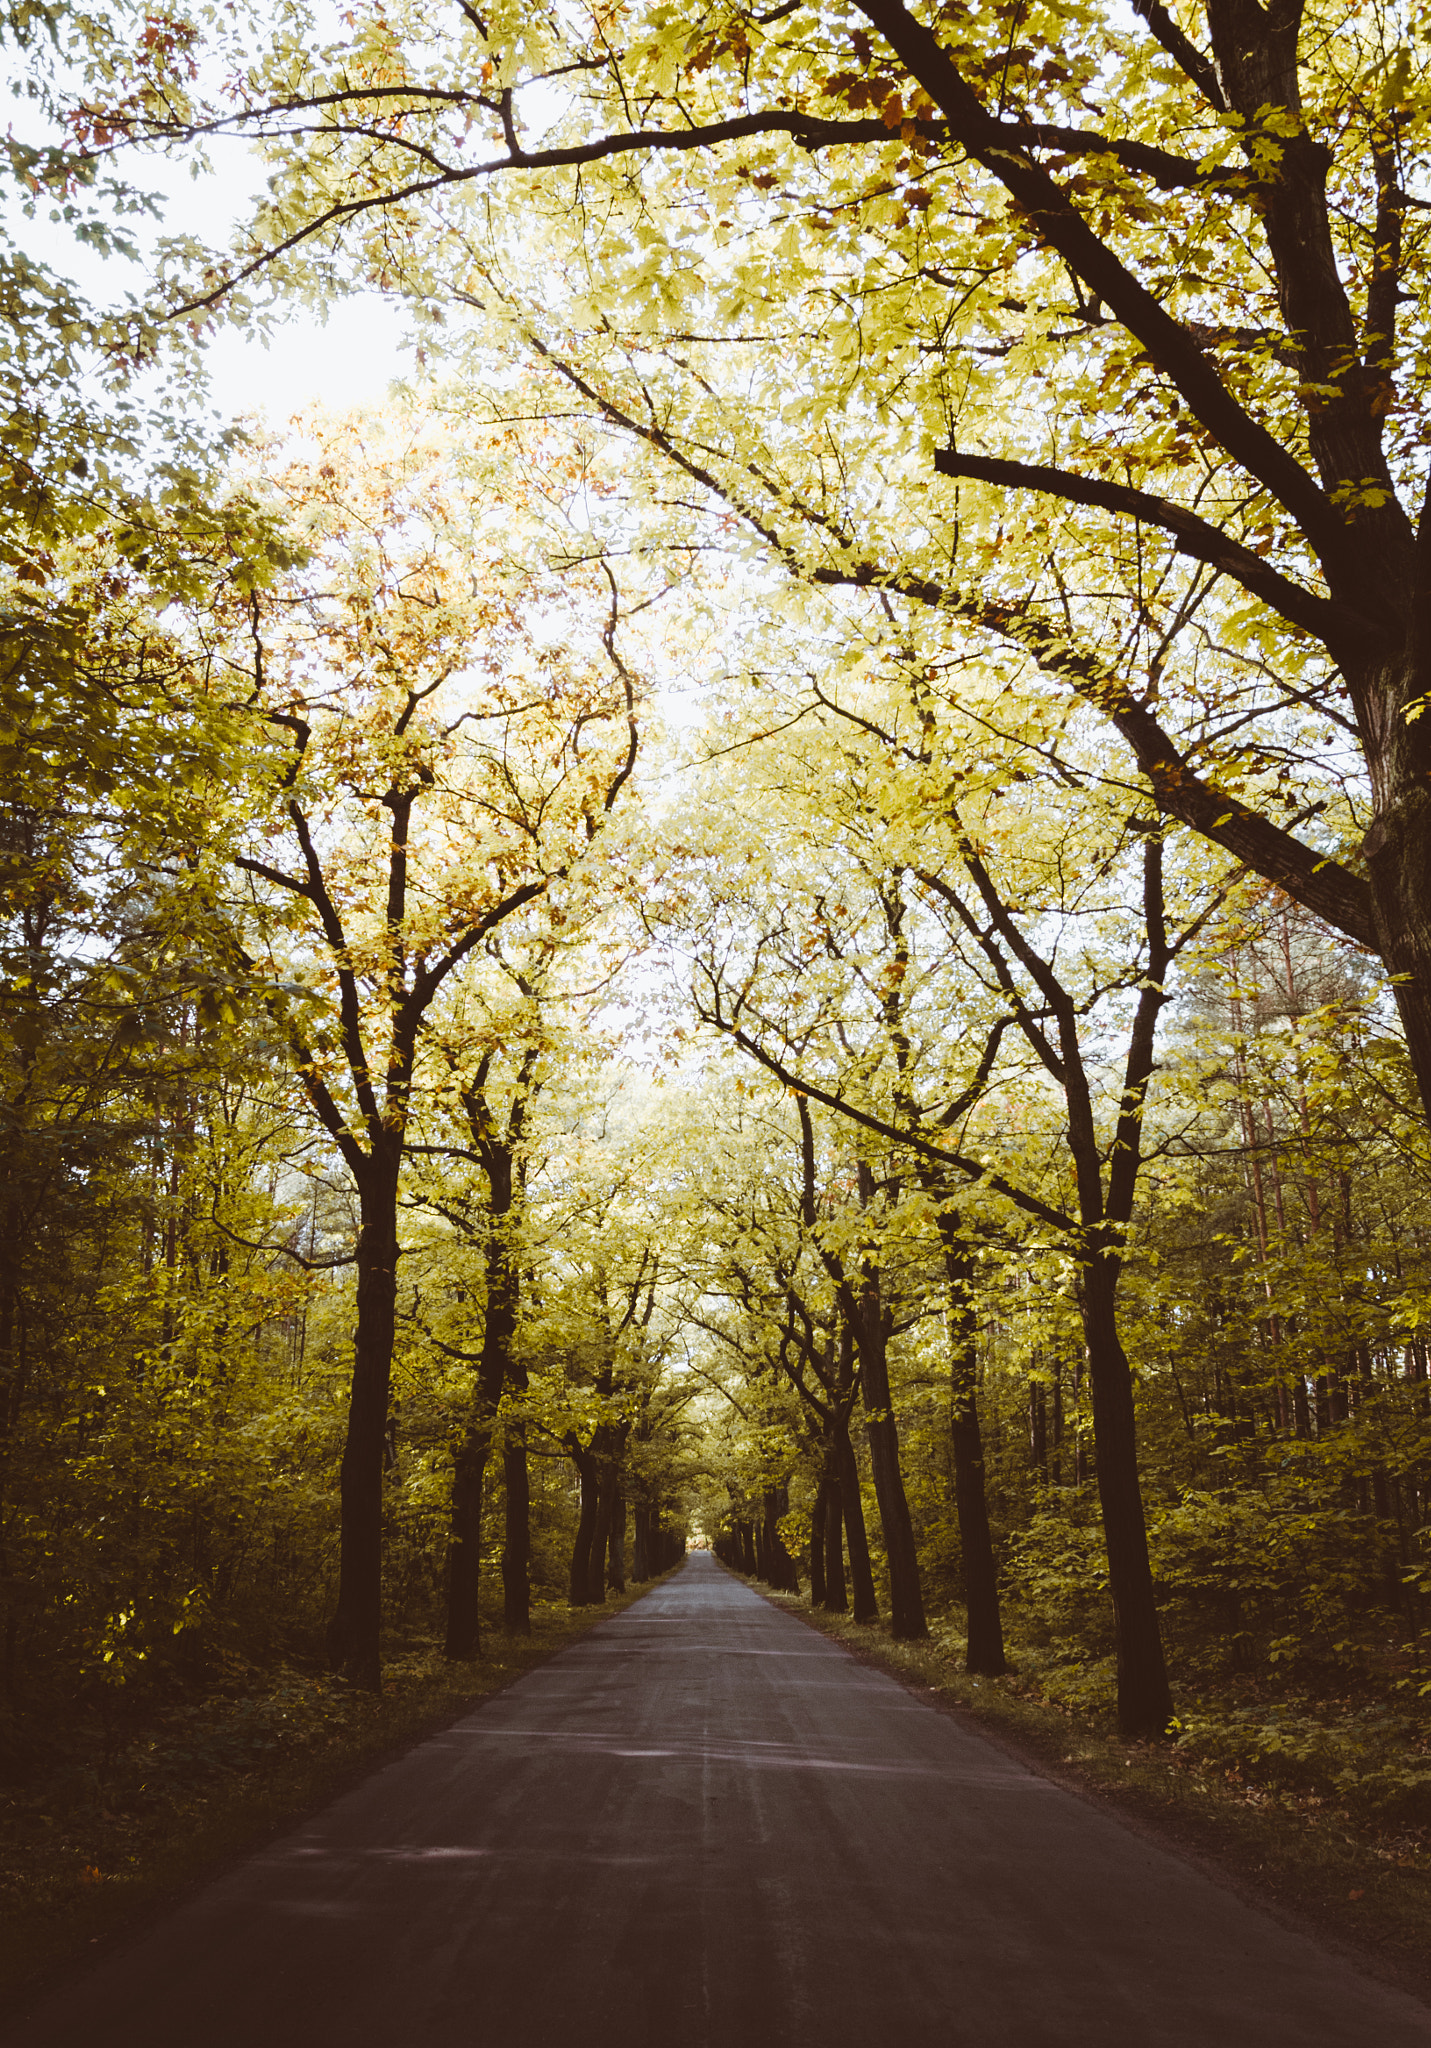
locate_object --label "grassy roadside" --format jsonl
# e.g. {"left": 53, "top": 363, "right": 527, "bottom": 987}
{"left": 0, "top": 1578, "right": 666, "bottom": 2008}
{"left": 762, "top": 1586, "right": 1431, "bottom": 1999}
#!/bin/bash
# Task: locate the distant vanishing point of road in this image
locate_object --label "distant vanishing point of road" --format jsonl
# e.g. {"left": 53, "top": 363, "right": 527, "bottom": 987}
{"left": 13, "top": 1553, "right": 1431, "bottom": 2047}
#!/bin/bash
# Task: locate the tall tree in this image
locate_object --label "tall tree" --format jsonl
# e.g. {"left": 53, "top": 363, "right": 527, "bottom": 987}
{"left": 98, "top": 0, "right": 1431, "bottom": 1113}
{"left": 197, "top": 405, "right": 643, "bottom": 1684}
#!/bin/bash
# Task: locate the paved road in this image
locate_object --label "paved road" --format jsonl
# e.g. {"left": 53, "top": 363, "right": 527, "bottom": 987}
{"left": 14, "top": 1554, "right": 1431, "bottom": 2047}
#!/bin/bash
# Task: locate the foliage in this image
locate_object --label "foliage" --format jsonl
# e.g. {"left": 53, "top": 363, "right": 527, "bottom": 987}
{"left": 12, "top": 0, "right": 1431, "bottom": 1912}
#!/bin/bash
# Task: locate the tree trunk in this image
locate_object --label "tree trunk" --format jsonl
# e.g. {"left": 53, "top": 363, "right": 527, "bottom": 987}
{"left": 446, "top": 1156, "right": 521, "bottom": 1654}
{"left": 327, "top": 1152, "right": 399, "bottom": 1688}
{"left": 852, "top": 1292, "right": 927, "bottom": 1639}
{"left": 739, "top": 1519, "right": 757, "bottom": 1575}
{"left": 1082, "top": 1257, "right": 1174, "bottom": 1738}
{"left": 502, "top": 1418, "right": 530, "bottom": 1635}
{"left": 567, "top": 1439, "right": 600, "bottom": 1605}
{"left": 940, "top": 1226, "right": 1005, "bottom": 1675}
{"left": 822, "top": 1448, "right": 848, "bottom": 1612}
{"left": 445, "top": 1418, "right": 491, "bottom": 1659}
{"left": 0, "top": 1270, "right": 21, "bottom": 1702}
{"left": 1365, "top": 783, "right": 1431, "bottom": 1127}
{"left": 838, "top": 1424, "right": 879, "bottom": 1623}
{"left": 587, "top": 1471, "right": 615, "bottom": 1604}
{"left": 808, "top": 1472, "right": 828, "bottom": 1608}
{"left": 607, "top": 1491, "right": 627, "bottom": 1593}
{"left": 763, "top": 1485, "right": 799, "bottom": 1592}
{"left": 585, "top": 1428, "right": 627, "bottom": 1603}
{"left": 631, "top": 1502, "right": 651, "bottom": 1582}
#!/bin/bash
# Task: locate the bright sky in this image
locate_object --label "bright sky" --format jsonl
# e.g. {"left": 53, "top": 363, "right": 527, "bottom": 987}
{"left": 13, "top": 132, "right": 418, "bottom": 423}
{"left": 161, "top": 142, "right": 420, "bottom": 419}
{"left": 199, "top": 295, "right": 416, "bottom": 421}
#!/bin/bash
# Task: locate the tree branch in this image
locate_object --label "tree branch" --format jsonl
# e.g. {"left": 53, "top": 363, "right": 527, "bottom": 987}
{"left": 932, "top": 448, "right": 1377, "bottom": 658}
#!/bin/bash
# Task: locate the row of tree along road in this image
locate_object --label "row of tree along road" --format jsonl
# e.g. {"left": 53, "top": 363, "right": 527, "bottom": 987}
{"left": 4, "top": 0, "right": 1431, "bottom": 1806}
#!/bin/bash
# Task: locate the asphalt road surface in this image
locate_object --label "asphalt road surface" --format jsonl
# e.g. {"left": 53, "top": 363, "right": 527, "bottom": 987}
{"left": 14, "top": 1554, "right": 1431, "bottom": 2047}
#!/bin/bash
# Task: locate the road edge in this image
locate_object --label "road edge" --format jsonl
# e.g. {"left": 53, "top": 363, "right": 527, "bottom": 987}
{"left": 747, "top": 1575, "right": 1431, "bottom": 2011}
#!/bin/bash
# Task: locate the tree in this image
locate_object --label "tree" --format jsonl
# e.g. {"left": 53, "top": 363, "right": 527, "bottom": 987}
{"left": 92, "top": 0, "right": 1431, "bottom": 1121}
{"left": 679, "top": 1082, "right": 883, "bottom": 1616}
{"left": 658, "top": 651, "right": 1250, "bottom": 1729}
{"left": 194, "top": 403, "right": 644, "bottom": 1684}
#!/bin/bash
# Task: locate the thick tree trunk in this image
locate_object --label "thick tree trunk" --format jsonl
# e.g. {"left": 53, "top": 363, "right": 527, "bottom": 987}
{"left": 762, "top": 1485, "right": 799, "bottom": 1592}
{"left": 739, "top": 1519, "right": 757, "bottom": 1575}
{"left": 327, "top": 1153, "right": 399, "bottom": 1688}
{"left": 1366, "top": 835, "right": 1431, "bottom": 1124}
{"left": 631, "top": 1502, "right": 651, "bottom": 1582}
{"left": 1082, "top": 1257, "right": 1174, "bottom": 1738}
{"left": 502, "top": 1418, "right": 531, "bottom": 1635}
{"left": 838, "top": 1425, "right": 879, "bottom": 1623}
{"left": 0, "top": 1271, "right": 21, "bottom": 1702}
{"left": 940, "top": 1226, "right": 1006, "bottom": 1675}
{"left": 588, "top": 1467, "right": 618, "bottom": 1604}
{"left": 852, "top": 1296, "right": 927, "bottom": 1640}
{"left": 583, "top": 1425, "right": 628, "bottom": 1603}
{"left": 951, "top": 1401, "right": 1004, "bottom": 1673}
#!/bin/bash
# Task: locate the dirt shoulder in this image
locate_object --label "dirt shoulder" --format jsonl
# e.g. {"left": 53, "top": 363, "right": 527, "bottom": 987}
{"left": 0, "top": 1579, "right": 668, "bottom": 2011}
{"left": 762, "top": 1586, "right": 1431, "bottom": 2005}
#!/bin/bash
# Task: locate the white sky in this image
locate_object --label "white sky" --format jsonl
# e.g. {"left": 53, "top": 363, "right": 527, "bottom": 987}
{"left": 13, "top": 133, "right": 418, "bottom": 423}
{"left": 198, "top": 294, "right": 415, "bottom": 420}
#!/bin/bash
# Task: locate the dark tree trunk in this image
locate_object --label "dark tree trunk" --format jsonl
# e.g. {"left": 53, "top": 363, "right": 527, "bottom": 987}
{"left": 446, "top": 1144, "right": 522, "bottom": 1655}
{"left": 850, "top": 1277, "right": 927, "bottom": 1639}
{"left": 447, "top": 1058, "right": 536, "bottom": 1654}
{"left": 939, "top": 1222, "right": 1006, "bottom": 1675}
{"left": 822, "top": 1448, "right": 848, "bottom": 1612}
{"left": 1030, "top": 1381, "right": 1048, "bottom": 1475}
{"left": 1081, "top": 1256, "right": 1174, "bottom": 1738}
{"left": 588, "top": 1469, "right": 617, "bottom": 1604}
{"left": 502, "top": 1418, "right": 531, "bottom": 1634}
{"left": 567, "top": 1439, "right": 600, "bottom": 1605}
{"left": 445, "top": 1418, "right": 491, "bottom": 1659}
{"left": 739, "top": 1519, "right": 757, "bottom": 1575}
{"left": 584, "top": 1425, "right": 628, "bottom": 1603}
{"left": 607, "top": 1491, "right": 627, "bottom": 1593}
{"left": 327, "top": 1152, "right": 399, "bottom": 1688}
{"left": 631, "top": 1502, "right": 651, "bottom": 1582}
{"left": 763, "top": 1485, "right": 799, "bottom": 1592}
{"left": 951, "top": 1394, "right": 1005, "bottom": 1674}
{"left": 838, "top": 1425, "right": 879, "bottom": 1623}
{"left": 808, "top": 1473, "right": 828, "bottom": 1608}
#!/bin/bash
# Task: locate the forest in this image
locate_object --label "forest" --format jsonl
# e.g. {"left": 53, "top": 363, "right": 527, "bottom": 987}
{"left": 6, "top": 0, "right": 1431, "bottom": 1938}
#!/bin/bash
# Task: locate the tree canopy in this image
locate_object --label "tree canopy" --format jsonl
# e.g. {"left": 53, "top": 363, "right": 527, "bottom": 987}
{"left": 7, "top": 0, "right": 1431, "bottom": 1836}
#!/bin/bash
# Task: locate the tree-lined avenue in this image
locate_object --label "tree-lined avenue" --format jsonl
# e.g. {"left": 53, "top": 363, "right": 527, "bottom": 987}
{"left": 10, "top": 1556, "right": 1430, "bottom": 2048}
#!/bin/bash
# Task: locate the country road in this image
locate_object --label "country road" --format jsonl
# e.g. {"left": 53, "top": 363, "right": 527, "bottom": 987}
{"left": 12, "top": 1554, "right": 1431, "bottom": 2047}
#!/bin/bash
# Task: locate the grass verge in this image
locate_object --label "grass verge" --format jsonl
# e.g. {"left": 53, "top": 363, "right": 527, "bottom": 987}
{"left": 763, "top": 1587, "right": 1431, "bottom": 2000}
{"left": 0, "top": 1580, "right": 664, "bottom": 2010}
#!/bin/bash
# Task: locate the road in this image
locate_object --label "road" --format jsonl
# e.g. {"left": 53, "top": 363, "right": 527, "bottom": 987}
{"left": 13, "top": 1553, "right": 1431, "bottom": 2046}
